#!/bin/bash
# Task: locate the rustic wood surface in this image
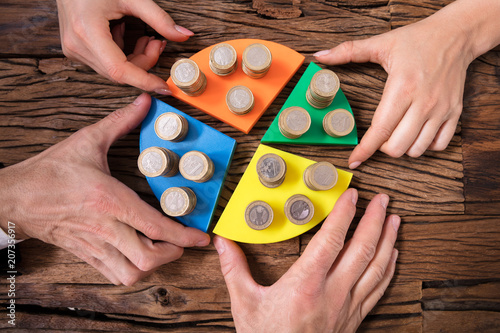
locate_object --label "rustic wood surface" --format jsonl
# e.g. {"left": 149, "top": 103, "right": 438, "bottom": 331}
{"left": 1, "top": 0, "right": 499, "bottom": 331}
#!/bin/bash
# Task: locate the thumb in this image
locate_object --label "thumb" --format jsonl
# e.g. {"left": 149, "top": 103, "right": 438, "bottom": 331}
{"left": 92, "top": 93, "right": 152, "bottom": 151}
{"left": 214, "top": 236, "right": 259, "bottom": 300}
{"left": 313, "top": 38, "right": 378, "bottom": 65}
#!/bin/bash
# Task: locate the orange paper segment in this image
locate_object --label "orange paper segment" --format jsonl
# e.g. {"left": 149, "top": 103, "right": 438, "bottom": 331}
{"left": 166, "top": 39, "right": 305, "bottom": 133}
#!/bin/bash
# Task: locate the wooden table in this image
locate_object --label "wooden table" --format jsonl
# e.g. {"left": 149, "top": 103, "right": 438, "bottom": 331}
{"left": 1, "top": 0, "right": 499, "bottom": 331}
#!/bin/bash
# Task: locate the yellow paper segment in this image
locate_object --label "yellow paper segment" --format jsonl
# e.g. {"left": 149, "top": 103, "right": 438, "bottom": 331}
{"left": 213, "top": 144, "right": 353, "bottom": 244}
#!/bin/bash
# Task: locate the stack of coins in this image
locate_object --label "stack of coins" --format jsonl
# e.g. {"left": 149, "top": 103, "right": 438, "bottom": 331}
{"left": 242, "top": 43, "right": 272, "bottom": 79}
{"left": 179, "top": 151, "right": 214, "bottom": 183}
{"left": 278, "top": 106, "right": 311, "bottom": 139}
{"left": 155, "top": 112, "right": 189, "bottom": 142}
{"left": 209, "top": 43, "right": 237, "bottom": 76}
{"left": 306, "top": 69, "right": 340, "bottom": 109}
{"left": 245, "top": 200, "right": 274, "bottom": 230}
{"left": 256, "top": 153, "right": 287, "bottom": 188}
{"left": 160, "top": 187, "right": 197, "bottom": 217}
{"left": 284, "top": 194, "right": 315, "bottom": 225}
{"left": 303, "top": 161, "right": 338, "bottom": 191}
{"left": 226, "top": 85, "right": 255, "bottom": 115}
{"left": 323, "top": 108, "right": 355, "bottom": 138}
{"left": 137, "top": 147, "right": 179, "bottom": 178}
{"left": 170, "top": 59, "right": 207, "bottom": 96}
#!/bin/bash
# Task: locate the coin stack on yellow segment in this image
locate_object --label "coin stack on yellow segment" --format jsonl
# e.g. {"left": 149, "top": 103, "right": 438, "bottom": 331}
{"left": 245, "top": 200, "right": 274, "bottom": 230}
{"left": 137, "top": 147, "right": 179, "bottom": 178}
{"left": 170, "top": 59, "right": 207, "bottom": 96}
{"left": 284, "top": 194, "right": 315, "bottom": 225}
{"left": 306, "top": 69, "right": 340, "bottom": 109}
{"left": 179, "top": 151, "right": 215, "bottom": 183}
{"left": 209, "top": 43, "right": 238, "bottom": 76}
{"left": 242, "top": 43, "right": 272, "bottom": 79}
{"left": 160, "top": 187, "right": 197, "bottom": 217}
{"left": 303, "top": 161, "right": 338, "bottom": 191}
{"left": 323, "top": 108, "right": 355, "bottom": 138}
{"left": 226, "top": 85, "right": 255, "bottom": 115}
{"left": 154, "top": 112, "right": 189, "bottom": 142}
{"left": 256, "top": 153, "right": 287, "bottom": 188}
{"left": 278, "top": 106, "right": 311, "bottom": 139}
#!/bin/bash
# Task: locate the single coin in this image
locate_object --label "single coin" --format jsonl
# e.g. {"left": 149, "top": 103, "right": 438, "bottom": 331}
{"left": 278, "top": 106, "right": 311, "bottom": 139}
{"left": 256, "top": 153, "right": 287, "bottom": 188}
{"left": 323, "top": 109, "right": 354, "bottom": 137}
{"left": 284, "top": 194, "right": 314, "bottom": 225}
{"left": 155, "top": 112, "right": 189, "bottom": 142}
{"left": 226, "top": 85, "right": 255, "bottom": 115}
{"left": 160, "top": 187, "right": 197, "bottom": 217}
{"left": 303, "top": 161, "right": 338, "bottom": 191}
{"left": 209, "top": 43, "right": 237, "bottom": 76}
{"left": 137, "top": 147, "right": 179, "bottom": 178}
{"left": 179, "top": 151, "right": 214, "bottom": 183}
{"left": 245, "top": 200, "right": 274, "bottom": 230}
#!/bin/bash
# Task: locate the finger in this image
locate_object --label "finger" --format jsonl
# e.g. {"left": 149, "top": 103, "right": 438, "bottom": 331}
{"left": 292, "top": 188, "right": 358, "bottom": 286}
{"left": 79, "top": 252, "right": 122, "bottom": 285}
{"left": 349, "top": 215, "right": 400, "bottom": 305}
{"left": 428, "top": 117, "right": 459, "bottom": 151}
{"left": 405, "top": 119, "right": 442, "bottom": 157}
{"left": 122, "top": 0, "right": 194, "bottom": 42}
{"left": 327, "top": 194, "right": 389, "bottom": 290}
{"left": 313, "top": 38, "right": 381, "bottom": 65}
{"left": 214, "top": 236, "right": 259, "bottom": 300}
{"left": 348, "top": 77, "right": 412, "bottom": 169}
{"left": 128, "top": 37, "right": 166, "bottom": 71}
{"left": 359, "top": 248, "right": 398, "bottom": 319}
{"left": 111, "top": 22, "right": 126, "bottom": 50}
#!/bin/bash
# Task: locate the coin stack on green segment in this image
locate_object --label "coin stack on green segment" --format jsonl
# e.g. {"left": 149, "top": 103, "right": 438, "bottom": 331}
{"left": 137, "top": 146, "right": 179, "bottom": 178}
{"left": 303, "top": 161, "right": 338, "bottom": 191}
{"left": 256, "top": 153, "right": 287, "bottom": 188}
{"left": 284, "top": 194, "right": 315, "bottom": 225}
{"left": 323, "top": 108, "right": 355, "bottom": 138}
{"left": 160, "top": 187, "right": 197, "bottom": 217}
{"left": 171, "top": 59, "right": 207, "bottom": 96}
{"left": 242, "top": 43, "right": 272, "bottom": 79}
{"left": 154, "top": 112, "right": 189, "bottom": 142}
{"left": 179, "top": 151, "right": 215, "bottom": 183}
{"left": 226, "top": 85, "right": 255, "bottom": 115}
{"left": 278, "top": 106, "right": 311, "bottom": 139}
{"left": 209, "top": 43, "right": 238, "bottom": 76}
{"left": 245, "top": 200, "right": 274, "bottom": 230}
{"left": 306, "top": 69, "right": 340, "bottom": 109}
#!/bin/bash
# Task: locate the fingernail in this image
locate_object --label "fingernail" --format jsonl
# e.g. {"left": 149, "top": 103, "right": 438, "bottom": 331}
{"left": 196, "top": 236, "right": 210, "bottom": 247}
{"left": 349, "top": 161, "right": 361, "bottom": 169}
{"left": 132, "top": 93, "right": 146, "bottom": 105}
{"left": 160, "top": 40, "right": 167, "bottom": 53}
{"left": 174, "top": 25, "right": 194, "bottom": 37}
{"left": 154, "top": 88, "right": 172, "bottom": 95}
{"left": 391, "top": 215, "right": 401, "bottom": 232}
{"left": 313, "top": 49, "right": 331, "bottom": 57}
{"left": 213, "top": 237, "right": 225, "bottom": 255}
{"left": 351, "top": 189, "right": 358, "bottom": 205}
{"left": 149, "top": 36, "right": 155, "bottom": 42}
{"left": 391, "top": 248, "right": 398, "bottom": 263}
{"left": 380, "top": 194, "right": 389, "bottom": 209}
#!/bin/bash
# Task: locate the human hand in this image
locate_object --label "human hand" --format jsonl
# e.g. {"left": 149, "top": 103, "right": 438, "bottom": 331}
{"left": 214, "top": 189, "right": 399, "bottom": 332}
{"left": 0, "top": 93, "right": 210, "bottom": 286}
{"left": 56, "top": 0, "right": 194, "bottom": 94}
{"left": 314, "top": 7, "right": 475, "bottom": 168}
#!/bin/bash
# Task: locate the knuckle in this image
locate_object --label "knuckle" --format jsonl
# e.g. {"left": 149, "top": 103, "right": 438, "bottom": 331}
{"left": 430, "top": 141, "right": 448, "bottom": 151}
{"left": 370, "top": 124, "right": 392, "bottom": 143}
{"left": 121, "top": 273, "right": 141, "bottom": 287}
{"left": 322, "top": 231, "right": 346, "bottom": 255}
{"left": 141, "top": 222, "right": 162, "bottom": 241}
{"left": 382, "top": 143, "right": 405, "bottom": 158}
{"left": 406, "top": 146, "right": 424, "bottom": 158}
{"left": 105, "top": 62, "right": 125, "bottom": 83}
{"left": 354, "top": 241, "right": 377, "bottom": 266}
{"left": 135, "top": 253, "right": 156, "bottom": 272}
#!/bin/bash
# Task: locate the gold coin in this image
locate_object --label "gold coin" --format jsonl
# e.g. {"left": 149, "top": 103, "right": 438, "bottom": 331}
{"left": 226, "top": 85, "right": 255, "bottom": 115}
{"left": 154, "top": 112, "right": 189, "bottom": 142}
{"left": 137, "top": 147, "right": 179, "bottom": 178}
{"left": 245, "top": 200, "right": 273, "bottom": 230}
{"left": 278, "top": 106, "right": 311, "bottom": 139}
{"left": 284, "top": 194, "right": 314, "bottom": 225}
{"left": 160, "top": 187, "right": 197, "bottom": 217}
{"left": 179, "top": 151, "right": 214, "bottom": 183}
{"left": 303, "top": 161, "right": 338, "bottom": 191}
{"left": 323, "top": 109, "right": 354, "bottom": 137}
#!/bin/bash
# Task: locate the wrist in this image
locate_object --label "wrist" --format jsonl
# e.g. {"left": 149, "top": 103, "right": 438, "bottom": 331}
{"left": 0, "top": 164, "right": 29, "bottom": 240}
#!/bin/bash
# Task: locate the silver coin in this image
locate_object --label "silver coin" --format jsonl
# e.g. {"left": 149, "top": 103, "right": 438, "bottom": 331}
{"left": 286, "top": 110, "right": 308, "bottom": 131}
{"left": 259, "top": 157, "right": 281, "bottom": 179}
{"left": 248, "top": 204, "right": 270, "bottom": 226}
{"left": 229, "top": 88, "right": 251, "bottom": 109}
{"left": 157, "top": 115, "right": 179, "bottom": 137}
{"left": 330, "top": 112, "right": 352, "bottom": 132}
{"left": 164, "top": 191, "right": 186, "bottom": 214}
{"left": 246, "top": 47, "right": 268, "bottom": 67}
{"left": 290, "top": 200, "right": 310, "bottom": 221}
{"left": 314, "top": 164, "right": 335, "bottom": 187}
{"left": 214, "top": 46, "right": 234, "bottom": 66}
{"left": 316, "top": 72, "right": 337, "bottom": 95}
{"left": 182, "top": 155, "right": 204, "bottom": 176}
{"left": 175, "top": 62, "right": 196, "bottom": 83}
{"left": 141, "top": 151, "right": 163, "bottom": 173}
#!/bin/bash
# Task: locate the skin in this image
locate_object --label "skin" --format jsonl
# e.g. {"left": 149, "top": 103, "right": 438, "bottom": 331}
{"left": 215, "top": 189, "right": 400, "bottom": 332}
{"left": 56, "top": 0, "right": 195, "bottom": 94}
{"left": 0, "top": 94, "right": 210, "bottom": 286}
{"left": 314, "top": 0, "right": 500, "bottom": 168}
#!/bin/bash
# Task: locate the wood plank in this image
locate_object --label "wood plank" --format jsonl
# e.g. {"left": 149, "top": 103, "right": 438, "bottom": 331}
{"left": 423, "top": 311, "right": 500, "bottom": 333}
{"left": 388, "top": 0, "right": 452, "bottom": 28}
